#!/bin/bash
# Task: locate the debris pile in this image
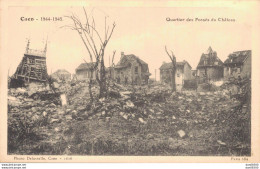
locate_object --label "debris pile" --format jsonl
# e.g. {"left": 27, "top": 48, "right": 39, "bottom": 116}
{"left": 7, "top": 77, "right": 251, "bottom": 155}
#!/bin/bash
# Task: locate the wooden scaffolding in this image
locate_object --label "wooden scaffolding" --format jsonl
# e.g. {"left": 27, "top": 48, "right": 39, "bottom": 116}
{"left": 13, "top": 39, "right": 48, "bottom": 83}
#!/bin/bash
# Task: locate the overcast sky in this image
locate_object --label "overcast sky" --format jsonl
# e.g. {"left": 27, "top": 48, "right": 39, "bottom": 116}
{"left": 7, "top": 5, "right": 252, "bottom": 80}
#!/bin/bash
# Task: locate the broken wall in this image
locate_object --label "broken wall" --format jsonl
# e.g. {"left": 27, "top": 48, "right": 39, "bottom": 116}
{"left": 198, "top": 67, "right": 223, "bottom": 81}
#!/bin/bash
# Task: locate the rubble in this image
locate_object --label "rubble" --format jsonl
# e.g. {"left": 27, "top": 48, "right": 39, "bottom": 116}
{"left": 138, "top": 117, "right": 147, "bottom": 124}
{"left": 7, "top": 77, "right": 251, "bottom": 156}
{"left": 217, "top": 140, "right": 226, "bottom": 146}
{"left": 177, "top": 130, "right": 186, "bottom": 138}
{"left": 60, "top": 94, "right": 67, "bottom": 106}
{"left": 42, "top": 111, "right": 47, "bottom": 117}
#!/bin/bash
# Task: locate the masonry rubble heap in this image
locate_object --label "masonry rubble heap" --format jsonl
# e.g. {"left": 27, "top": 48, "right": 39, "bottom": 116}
{"left": 8, "top": 78, "right": 250, "bottom": 140}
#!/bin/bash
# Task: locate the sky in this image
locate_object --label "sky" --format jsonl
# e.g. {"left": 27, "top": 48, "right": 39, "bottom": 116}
{"left": 7, "top": 5, "right": 252, "bottom": 80}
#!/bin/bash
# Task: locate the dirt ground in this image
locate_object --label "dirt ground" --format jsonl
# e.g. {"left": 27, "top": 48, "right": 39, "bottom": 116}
{"left": 7, "top": 79, "right": 251, "bottom": 156}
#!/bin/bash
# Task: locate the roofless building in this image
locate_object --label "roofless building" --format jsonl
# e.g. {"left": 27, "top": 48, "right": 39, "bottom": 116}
{"left": 13, "top": 39, "right": 48, "bottom": 83}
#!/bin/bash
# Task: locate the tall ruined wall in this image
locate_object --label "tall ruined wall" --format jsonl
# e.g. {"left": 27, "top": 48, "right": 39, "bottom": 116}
{"left": 241, "top": 56, "right": 251, "bottom": 78}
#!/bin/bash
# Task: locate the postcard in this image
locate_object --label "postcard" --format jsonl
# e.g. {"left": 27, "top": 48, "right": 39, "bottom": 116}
{"left": 0, "top": 0, "right": 260, "bottom": 163}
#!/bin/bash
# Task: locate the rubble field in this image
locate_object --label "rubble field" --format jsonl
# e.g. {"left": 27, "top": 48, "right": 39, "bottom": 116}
{"left": 8, "top": 79, "right": 251, "bottom": 156}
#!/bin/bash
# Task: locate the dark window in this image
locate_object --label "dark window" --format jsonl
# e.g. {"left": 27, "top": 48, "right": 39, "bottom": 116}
{"left": 135, "top": 67, "right": 138, "bottom": 73}
{"left": 29, "top": 59, "right": 35, "bottom": 64}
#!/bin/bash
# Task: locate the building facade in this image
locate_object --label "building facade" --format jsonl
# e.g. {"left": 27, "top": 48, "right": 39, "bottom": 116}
{"left": 196, "top": 47, "right": 224, "bottom": 82}
{"left": 160, "top": 60, "right": 192, "bottom": 87}
{"left": 75, "top": 62, "right": 97, "bottom": 81}
{"left": 114, "top": 52, "right": 151, "bottom": 85}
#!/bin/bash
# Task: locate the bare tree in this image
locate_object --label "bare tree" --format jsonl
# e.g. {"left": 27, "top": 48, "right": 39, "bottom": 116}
{"left": 165, "top": 46, "right": 176, "bottom": 91}
{"left": 64, "top": 7, "right": 116, "bottom": 99}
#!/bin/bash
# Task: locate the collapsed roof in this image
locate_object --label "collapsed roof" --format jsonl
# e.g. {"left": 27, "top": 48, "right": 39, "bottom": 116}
{"left": 224, "top": 50, "right": 251, "bottom": 65}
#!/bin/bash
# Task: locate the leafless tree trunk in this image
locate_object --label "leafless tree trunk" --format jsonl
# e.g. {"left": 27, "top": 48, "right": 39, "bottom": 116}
{"left": 165, "top": 46, "right": 176, "bottom": 92}
{"left": 82, "top": 58, "right": 94, "bottom": 102}
{"left": 109, "top": 50, "right": 116, "bottom": 79}
{"left": 97, "top": 48, "right": 107, "bottom": 98}
{"left": 89, "top": 67, "right": 94, "bottom": 102}
{"left": 64, "top": 7, "right": 116, "bottom": 99}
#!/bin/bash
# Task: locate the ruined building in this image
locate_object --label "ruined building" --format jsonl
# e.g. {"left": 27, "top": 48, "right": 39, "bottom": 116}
{"left": 223, "top": 50, "right": 251, "bottom": 79}
{"left": 196, "top": 46, "right": 224, "bottom": 82}
{"left": 12, "top": 40, "right": 48, "bottom": 83}
{"left": 114, "top": 52, "right": 151, "bottom": 85}
{"left": 160, "top": 60, "right": 192, "bottom": 88}
{"left": 75, "top": 62, "right": 97, "bottom": 81}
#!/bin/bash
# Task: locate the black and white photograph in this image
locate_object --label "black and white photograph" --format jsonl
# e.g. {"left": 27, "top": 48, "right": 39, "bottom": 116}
{"left": 0, "top": 0, "right": 260, "bottom": 163}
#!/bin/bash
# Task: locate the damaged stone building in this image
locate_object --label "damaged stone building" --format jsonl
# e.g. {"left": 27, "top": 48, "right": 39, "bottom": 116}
{"left": 223, "top": 50, "right": 251, "bottom": 79}
{"left": 75, "top": 62, "right": 97, "bottom": 81}
{"left": 196, "top": 47, "right": 224, "bottom": 82}
{"left": 12, "top": 40, "right": 48, "bottom": 84}
{"left": 160, "top": 60, "right": 192, "bottom": 88}
{"left": 114, "top": 52, "right": 151, "bottom": 85}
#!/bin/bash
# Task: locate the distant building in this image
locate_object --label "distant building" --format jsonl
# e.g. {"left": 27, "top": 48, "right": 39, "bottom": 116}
{"left": 51, "top": 69, "right": 71, "bottom": 82}
{"left": 75, "top": 62, "right": 97, "bottom": 81}
{"left": 160, "top": 60, "right": 192, "bottom": 87}
{"left": 223, "top": 50, "right": 251, "bottom": 79}
{"left": 114, "top": 52, "right": 151, "bottom": 85}
{"left": 12, "top": 39, "right": 48, "bottom": 83}
{"left": 196, "top": 46, "right": 224, "bottom": 81}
